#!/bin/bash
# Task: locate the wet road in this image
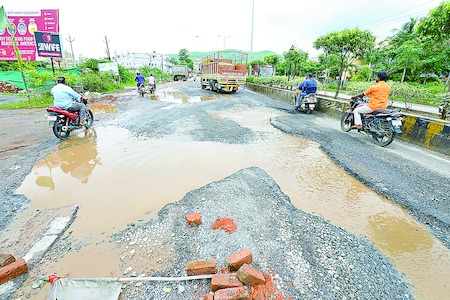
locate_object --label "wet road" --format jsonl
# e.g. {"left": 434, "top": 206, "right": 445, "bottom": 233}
{"left": 1, "top": 81, "right": 449, "bottom": 299}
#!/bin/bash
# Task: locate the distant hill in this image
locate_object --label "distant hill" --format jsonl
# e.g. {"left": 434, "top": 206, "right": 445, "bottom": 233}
{"left": 166, "top": 50, "right": 280, "bottom": 62}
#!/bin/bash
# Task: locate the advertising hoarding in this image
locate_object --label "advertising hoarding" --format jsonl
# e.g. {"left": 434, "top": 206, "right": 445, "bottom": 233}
{"left": 0, "top": 9, "right": 59, "bottom": 61}
{"left": 34, "top": 31, "right": 62, "bottom": 58}
{"left": 99, "top": 62, "right": 119, "bottom": 75}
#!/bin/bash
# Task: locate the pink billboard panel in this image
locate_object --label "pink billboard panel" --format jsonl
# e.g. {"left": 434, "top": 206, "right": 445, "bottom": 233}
{"left": 0, "top": 9, "right": 59, "bottom": 61}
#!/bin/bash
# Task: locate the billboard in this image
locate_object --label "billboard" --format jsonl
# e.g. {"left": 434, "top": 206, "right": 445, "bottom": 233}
{"left": 34, "top": 32, "right": 62, "bottom": 58}
{"left": 0, "top": 9, "right": 59, "bottom": 61}
{"left": 99, "top": 62, "right": 119, "bottom": 75}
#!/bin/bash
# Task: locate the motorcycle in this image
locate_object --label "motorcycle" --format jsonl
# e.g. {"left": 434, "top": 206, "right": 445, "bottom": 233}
{"left": 293, "top": 92, "right": 318, "bottom": 114}
{"left": 340, "top": 97, "right": 403, "bottom": 147}
{"left": 138, "top": 84, "right": 154, "bottom": 97}
{"left": 46, "top": 99, "right": 94, "bottom": 140}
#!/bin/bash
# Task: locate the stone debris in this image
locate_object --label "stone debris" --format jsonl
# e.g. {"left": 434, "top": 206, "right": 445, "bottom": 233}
{"left": 0, "top": 81, "right": 20, "bottom": 93}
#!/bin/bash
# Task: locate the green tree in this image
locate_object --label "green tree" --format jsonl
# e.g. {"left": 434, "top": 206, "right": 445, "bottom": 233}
{"left": 417, "top": 1, "right": 450, "bottom": 89}
{"left": 318, "top": 53, "right": 341, "bottom": 79}
{"left": 314, "top": 28, "right": 376, "bottom": 98}
{"left": 178, "top": 48, "right": 194, "bottom": 70}
{"left": 417, "top": 1, "right": 450, "bottom": 42}
{"left": 283, "top": 48, "right": 308, "bottom": 79}
{"left": 263, "top": 54, "right": 281, "bottom": 75}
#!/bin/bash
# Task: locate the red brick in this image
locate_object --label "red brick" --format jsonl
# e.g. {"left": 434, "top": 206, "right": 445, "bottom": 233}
{"left": 205, "top": 293, "right": 214, "bottom": 300}
{"left": 0, "top": 254, "right": 16, "bottom": 268}
{"left": 213, "top": 287, "right": 249, "bottom": 300}
{"left": 236, "top": 264, "right": 265, "bottom": 286}
{"left": 186, "top": 212, "right": 202, "bottom": 226}
{"left": 186, "top": 260, "right": 217, "bottom": 276}
{"left": 0, "top": 259, "right": 28, "bottom": 285}
{"left": 211, "top": 274, "right": 243, "bottom": 292}
{"left": 225, "top": 248, "right": 253, "bottom": 271}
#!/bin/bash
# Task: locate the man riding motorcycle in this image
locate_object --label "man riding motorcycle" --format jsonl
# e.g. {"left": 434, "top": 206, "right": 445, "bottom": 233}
{"left": 51, "top": 76, "right": 88, "bottom": 125}
{"left": 350, "top": 71, "right": 391, "bottom": 130}
{"left": 295, "top": 73, "right": 317, "bottom": 108}
{"left": 135, "top": 72, "right": 145, "bottom": 88}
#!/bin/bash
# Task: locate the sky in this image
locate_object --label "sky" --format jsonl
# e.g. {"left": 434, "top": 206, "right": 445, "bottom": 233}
{"left": 1, "top": 0, "right": 443, "bottom": 60}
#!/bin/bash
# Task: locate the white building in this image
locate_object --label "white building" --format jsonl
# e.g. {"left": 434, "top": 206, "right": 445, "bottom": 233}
{"left": 115, "top": 51, "right": 172, "bottom": 73}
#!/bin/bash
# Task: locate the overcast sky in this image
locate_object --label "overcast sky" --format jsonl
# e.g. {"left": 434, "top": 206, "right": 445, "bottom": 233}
{"left": 2, "top": 0, "right": 442, "bottom": 59}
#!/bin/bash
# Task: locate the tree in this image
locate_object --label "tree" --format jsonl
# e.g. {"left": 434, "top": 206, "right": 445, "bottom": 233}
{"left": 314, "top": 28, "right": 376, "bottom": 98}
{"left": 283, "top": 48, "right": 308, "bottom": 79}
{"left": 263, "top": 54, "right": 280, "bottom": 75}
{"left": 178, "top": 48, "right": 194, "bottom": 70}
{"left": 417, "top": 1, "right": 450, "bottom": 89}
{"left": 416, "top": 1, "right": 450, "bottom": 42}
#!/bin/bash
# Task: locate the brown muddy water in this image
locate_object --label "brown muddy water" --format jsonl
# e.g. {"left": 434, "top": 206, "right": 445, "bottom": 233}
{"left": 11, "top": 102, "right": 450, "bottom": 299}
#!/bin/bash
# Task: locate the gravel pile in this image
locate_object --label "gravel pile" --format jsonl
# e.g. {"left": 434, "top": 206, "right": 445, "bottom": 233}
{"left": 113, "top": 167, "right": 411, "bottom": 299}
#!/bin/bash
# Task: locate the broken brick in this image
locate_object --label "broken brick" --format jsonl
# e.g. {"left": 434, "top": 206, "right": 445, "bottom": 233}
{"left": 0, "top": 254, "right": 16, "bottom": 268}
{"left": 186, "top": 212, "right": 202, "bottom": 226}
{"left": 211, "top": 274, "right": 243, "bottom": 292}
{"left": 213, "top": 287, "right": 249, "bottom": 300}
{"left": 186, "top": 260, "right": 217, "bottom": 276}
{"left": 0, "top": 259, "right": 28, "bottom": 285}
{"left": 225, "top": 248, "right": 253, "bottom": 271}
{"left": 236, "top": 264, "right": 265, "bottom": 286}
{"left": 212, "top": 217, "right": 237, "bottom": 233}
{"left": 205, "top": 293, "right": 214, "bottom": 300}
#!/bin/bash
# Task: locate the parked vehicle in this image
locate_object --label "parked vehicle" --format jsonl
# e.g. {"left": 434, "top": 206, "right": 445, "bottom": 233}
{"left": 172, "top": 65, "right": 189, "bottom": 81}
{"left": 340, "top": 97, "right": 403, "bottom": 147}
{"left": 293, "top": 92, "right": 318, "bottom": 114}
{"left": 46, "top": 98, "right": 94, "bottom": 140}
{"left": 200, "top": 51, "right": 248, "bottom": 93}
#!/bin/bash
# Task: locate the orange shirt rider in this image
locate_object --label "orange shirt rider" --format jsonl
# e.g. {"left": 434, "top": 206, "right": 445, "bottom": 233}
{"left": 364, "top": 80, "right": 391, "bottom": 111}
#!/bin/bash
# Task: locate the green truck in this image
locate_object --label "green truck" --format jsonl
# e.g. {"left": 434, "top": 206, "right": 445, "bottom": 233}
{"left": 171, "top": 65, "right": 188, "bottom": 81}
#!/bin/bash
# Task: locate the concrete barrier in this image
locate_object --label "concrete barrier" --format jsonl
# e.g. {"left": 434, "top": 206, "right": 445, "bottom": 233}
{"left": 247, "top": 83, "right": 450, "bottom": 156}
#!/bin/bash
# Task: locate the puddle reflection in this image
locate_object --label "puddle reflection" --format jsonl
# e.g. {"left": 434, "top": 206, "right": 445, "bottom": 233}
{"left": 34, "top": 129, "right": 101, "bottom": 188}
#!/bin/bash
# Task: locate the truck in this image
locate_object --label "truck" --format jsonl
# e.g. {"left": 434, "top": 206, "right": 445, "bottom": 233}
{"left": 171, "top": 65, "right": 189, "bottom": 81}
{"left": 200, "top": 51, "right": 248, "bottom": 93}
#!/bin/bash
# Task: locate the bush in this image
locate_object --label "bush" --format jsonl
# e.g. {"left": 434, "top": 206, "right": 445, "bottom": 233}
{"left": 81, "top": 70, "right": 123, "bottom": 93}
{"left": 351, "top": 65, "right": 372, "bottom": 82}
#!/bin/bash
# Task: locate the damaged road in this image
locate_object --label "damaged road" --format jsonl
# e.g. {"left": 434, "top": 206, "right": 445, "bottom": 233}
{"left": 0, "top": 81, "right": 449, "bottom": 299}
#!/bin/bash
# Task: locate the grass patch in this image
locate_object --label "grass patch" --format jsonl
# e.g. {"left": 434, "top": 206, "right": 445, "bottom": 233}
{"left": 0, "top": 96, "right": 53, "bottom": 109}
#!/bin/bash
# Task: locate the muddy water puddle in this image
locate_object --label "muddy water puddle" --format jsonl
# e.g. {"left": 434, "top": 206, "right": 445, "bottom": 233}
{"left": 88, "top": 103, "right": 118, "bottom": 114}
{"left": 149, "top": 89, "right": 233, "bottom": 103}
{"left": 13, "top": 106, "right": 450, "bottom": 299}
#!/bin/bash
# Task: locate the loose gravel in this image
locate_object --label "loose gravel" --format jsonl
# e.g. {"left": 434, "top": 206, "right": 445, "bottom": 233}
{"left": 113, "top": 167, "right": 412, "bottom": 300}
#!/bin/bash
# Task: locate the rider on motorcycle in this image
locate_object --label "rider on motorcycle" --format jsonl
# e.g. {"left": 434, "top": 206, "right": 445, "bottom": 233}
{"left": 295, "top": 73, "right": 317, "bottom": 108}
{"left": 51, "top": 76, "right": 88, "bottom": 125}
{"left": 148, "top": 74, "right": 156, "bottom": 91}
{"left": 350, "top": 71, "right": 391, "bottom": 129}
{"left": 135, "top": 72, "right": 145, "bottom": 88}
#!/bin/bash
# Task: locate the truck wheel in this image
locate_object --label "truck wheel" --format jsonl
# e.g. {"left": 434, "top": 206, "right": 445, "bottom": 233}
{"left": 174, "top": 76, "right": 178, "bottom": 81}
{"left": 209, "top": 80, "right": 215, "bottom": 91}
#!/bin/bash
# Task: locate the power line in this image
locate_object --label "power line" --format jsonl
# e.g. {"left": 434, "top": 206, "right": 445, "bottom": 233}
{"left": 367, "top": 9, "right": 431, "bottom": 32}
{"left": 358, "top": 0, "right": 438, "bottom": 28}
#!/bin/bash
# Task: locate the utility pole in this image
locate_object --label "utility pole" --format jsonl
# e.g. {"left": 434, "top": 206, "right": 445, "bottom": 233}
{"left": 250, "top": 0, "right": 255, "bottom": 58}
{"left": 66, "top": 34, "right": 76, "bottom": 67}
{"left": 104, "top": 35, "right": 111, "bottom": 61}
{"left": 218, "top": 35, "right": 231, "bottom": 50}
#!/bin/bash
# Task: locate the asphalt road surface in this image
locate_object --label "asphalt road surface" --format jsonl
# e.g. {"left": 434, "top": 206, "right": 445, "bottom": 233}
{"left": 0, "top": 81, "right": 448, "bottom": 299}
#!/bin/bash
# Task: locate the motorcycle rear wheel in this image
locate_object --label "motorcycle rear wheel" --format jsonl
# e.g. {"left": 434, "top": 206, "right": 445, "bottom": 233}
{"left": 53, "top": 119, "right": 71, "bottom": 140}
{"left": 371, "top": 121, "right": 395, "bottom": 147}
{"left": 340, "top": 112, "right": 352, "bottom": 132}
